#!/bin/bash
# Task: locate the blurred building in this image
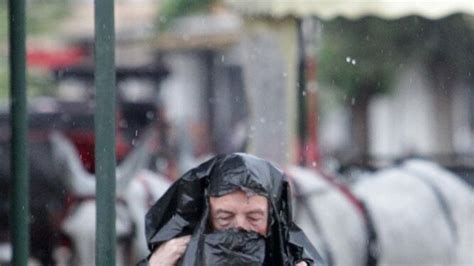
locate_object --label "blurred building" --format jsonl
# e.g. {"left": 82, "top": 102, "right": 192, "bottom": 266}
{"left": 155, "top": 8, "right": 299, "bottom": 168}
{"left": 368, "top": 62, "right": 474, "bottom": 160}
{"left": 38, "top": 0, "right": 474, "bottom": 169}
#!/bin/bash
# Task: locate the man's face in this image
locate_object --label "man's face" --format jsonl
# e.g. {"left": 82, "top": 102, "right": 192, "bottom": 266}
{"left": 209, "top": 190, "right": 268, "bottom": 236}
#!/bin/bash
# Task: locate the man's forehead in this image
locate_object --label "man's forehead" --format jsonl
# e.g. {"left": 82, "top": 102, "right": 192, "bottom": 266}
{"left": 209, "top": 190, "right": 268, "bottom": 210}
{"left": 209, "top": 189, "right": 267, "bottom": 200}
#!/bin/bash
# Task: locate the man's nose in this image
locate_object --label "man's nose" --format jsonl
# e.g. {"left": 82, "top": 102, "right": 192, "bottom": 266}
{"left": 234, "top": 216, "right": 251, "bottom": 231}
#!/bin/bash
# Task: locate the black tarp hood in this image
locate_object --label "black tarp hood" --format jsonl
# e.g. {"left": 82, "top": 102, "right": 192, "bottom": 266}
{"left": 144, "top": 153, "right": 324, "bottom": 265}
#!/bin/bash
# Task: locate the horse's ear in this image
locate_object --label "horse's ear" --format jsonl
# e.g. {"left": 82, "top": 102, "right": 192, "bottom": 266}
{"left": 49, "top": 131, "right": 95, "bottom": 195}
{"left": 116, "top": 131, "right": 156, "bottom": 193}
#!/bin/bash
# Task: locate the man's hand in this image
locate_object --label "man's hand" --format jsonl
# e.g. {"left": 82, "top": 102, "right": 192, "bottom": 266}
{"left": 149, "top": 235, "right": 191, "bottom": 266}
{"left": 296, "top": 261, "right": 308, "bottom": 266}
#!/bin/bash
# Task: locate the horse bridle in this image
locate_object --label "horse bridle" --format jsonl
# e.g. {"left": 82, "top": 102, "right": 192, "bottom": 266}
{"left": 292, "top": 180, "right": 334, "bottom": 266}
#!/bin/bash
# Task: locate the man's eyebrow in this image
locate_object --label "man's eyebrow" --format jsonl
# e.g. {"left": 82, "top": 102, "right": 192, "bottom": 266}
{"left": 246, "top": 209, "right": 266, "bottom": 216}
{"left": 213, "top": 209, "right": 234, "bottom": 216}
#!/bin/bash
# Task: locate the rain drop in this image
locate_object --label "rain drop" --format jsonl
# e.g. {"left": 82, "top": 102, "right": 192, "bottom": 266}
{"left": 146, "top": 111, "right": 155, "bottom": 120}
{"left": 119, "top": 119, "right": 128, "bottom": 128}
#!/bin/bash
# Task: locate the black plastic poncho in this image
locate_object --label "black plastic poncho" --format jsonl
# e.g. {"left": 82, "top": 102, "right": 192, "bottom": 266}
{"left": 144, "top": 153, "right": 324, "bottom": 265}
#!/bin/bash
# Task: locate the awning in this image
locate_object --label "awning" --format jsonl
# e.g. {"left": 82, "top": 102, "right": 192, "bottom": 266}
{"left": 225, "top": 0, "right": 474, "bottom": 19}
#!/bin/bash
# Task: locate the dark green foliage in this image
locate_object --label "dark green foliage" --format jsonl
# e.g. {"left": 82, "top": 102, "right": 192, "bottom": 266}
{"left": 158, "top": 0, "right": 217, "bottom": 30}
{"left": 26, "top": 0, "right": 70, "bottom": 36}
{"left": 318, "top": 17, "right": 397, "bottom": 100}
{"left": 318, "top": 14, "right": 474, "bottom": 101}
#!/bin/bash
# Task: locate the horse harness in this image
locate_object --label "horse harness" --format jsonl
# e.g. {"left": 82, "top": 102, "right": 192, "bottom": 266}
{"left": 401, "top": 167, "right": 458, "bottom": 241}
{"left": 290, "top": 170, "right": 379, "bottom": 266}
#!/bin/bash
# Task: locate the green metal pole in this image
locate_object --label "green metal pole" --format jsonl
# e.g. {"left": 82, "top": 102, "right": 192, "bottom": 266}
{"left": 8, "top": 0, "right": 29, "bottom": 265}
{"left": 297, "top": 19, "right": 307, "bottom": 166}
{"left": 94, "top": 0, "right": 116, "bottom": 265}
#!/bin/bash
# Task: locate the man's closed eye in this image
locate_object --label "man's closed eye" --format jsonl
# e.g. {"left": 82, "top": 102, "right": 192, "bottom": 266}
{"left": 216, "top": 216, "right": 233, "bottom": 226}
{"left": 249, "top": 216, "right": 262, "bottom": 222}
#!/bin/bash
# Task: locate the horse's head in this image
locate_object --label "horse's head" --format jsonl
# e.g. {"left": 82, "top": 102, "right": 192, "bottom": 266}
{"left": 50, "top": 131, "right": 172, "bottom": 264}
{"left": 49, "top": 131, "right": 96, "bottom": 196}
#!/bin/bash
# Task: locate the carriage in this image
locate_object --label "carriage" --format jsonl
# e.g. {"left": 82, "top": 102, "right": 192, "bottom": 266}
{"left": 0, "top": 60, "right": 169, "bottom": 264}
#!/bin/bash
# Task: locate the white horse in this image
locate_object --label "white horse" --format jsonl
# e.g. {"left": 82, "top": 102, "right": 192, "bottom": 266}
{"left": 288, "top": 159, "right": 473, "bottom": 266}
{"left": 50, "top": 132, "right": 170, "bottom": 265}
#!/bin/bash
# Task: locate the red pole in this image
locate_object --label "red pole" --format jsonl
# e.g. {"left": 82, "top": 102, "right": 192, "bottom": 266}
{"left": 305, "top": 55, "right": 321, "bottom": 168}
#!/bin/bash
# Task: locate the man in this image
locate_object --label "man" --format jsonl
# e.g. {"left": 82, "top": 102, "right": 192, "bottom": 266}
{"left": 142, "top": 153, "right": 324, "bottom": 265}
